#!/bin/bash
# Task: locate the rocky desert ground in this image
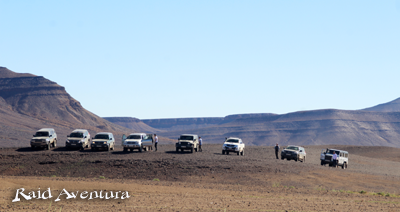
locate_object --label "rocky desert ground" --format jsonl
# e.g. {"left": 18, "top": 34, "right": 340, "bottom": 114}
{"left": 0, "top": 144, "right": 400, "bottom": 211}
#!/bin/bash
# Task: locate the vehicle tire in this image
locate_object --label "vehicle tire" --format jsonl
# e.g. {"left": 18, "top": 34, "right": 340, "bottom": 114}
{"left": 241, "top": 150, "right": 244, "bottom": 156}
{"left": 107, "top": 145, "right": 110, "bottom": 151}
{"left": 222, "top": 150, "right": 225, "bottom": 155}
{"left": 281, "top": 157, "right": 284, "bottom": 160}
{"left": 176, "top": 148, "right": 179, "bottom": 152}
{"left": 46, "top": 142, "right": 50, "bottom": 150}
{"left": 123, "top": 148, "right": 127, "bottom": 152}
{"left": 139, "top": 146, "right": 143, "bottom": 152}
{"left": 320, "top": 161, "right": 324, "bottom": 166}
{"left": 342, "top": 163, "right": 346, "bottom": 169}
{"left": 227, "top": 152, "right": 230, "bottom": 155}
{"left": 294, "top": 157, "right": 298, "bottom": 162}
{"left": 80, "top": 146, "right": 84, "bottom": 151}
{"left": 237, "top": 151, "right": 240, "bottom": 155}
{"left": 191, "top": 147, "right": 194, "bottom": 153}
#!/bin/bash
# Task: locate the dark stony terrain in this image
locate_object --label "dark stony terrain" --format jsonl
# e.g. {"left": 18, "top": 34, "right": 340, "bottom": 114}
{"left": 1, "top": 144, "right": 400, "bottom": 211}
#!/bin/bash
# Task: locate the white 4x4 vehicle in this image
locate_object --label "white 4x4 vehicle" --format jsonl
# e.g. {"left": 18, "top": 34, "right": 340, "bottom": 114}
{"left": 122, "top": 133, "right": 153, "bottom": 152}
{"left": 222, "top": 137, "right": 245, "bottom": 156}
{"left": 320, "top": 149, "right": 349, "bottom": 169}
{"left": 91, "top": 132, "right": 115, "bottom": 151}
{"left": 30, "top": 128, "right": 57, "bottom": 150}
{"left": 66, "top": 129, "right": 90, "bottom": 150}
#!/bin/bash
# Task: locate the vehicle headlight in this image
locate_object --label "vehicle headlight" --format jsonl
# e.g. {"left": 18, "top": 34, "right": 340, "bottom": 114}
{"left": 66, "top": 140, "right": 70, "bottom": 143}
{"left": 92, "top": 142, "right": 95, "bottom": 144}
{"left": 103, "top": 141, "right": 107, "bottom": 144}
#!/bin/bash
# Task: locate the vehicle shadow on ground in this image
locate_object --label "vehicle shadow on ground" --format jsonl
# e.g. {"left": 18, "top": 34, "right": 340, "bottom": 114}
{"left": 165, "top": 151, "right": 195, "bottom": 154}
{"left": 15, "top": 147, "right": 47, "bottom": 152}
{"left": 213, "top": 153, "right": 240, "bottom": 156}
{"left": 52, "top": 147, "right": 92, "bottom": 152}
{"left": 111, "top": 151, "right": 144, "bottom": 155}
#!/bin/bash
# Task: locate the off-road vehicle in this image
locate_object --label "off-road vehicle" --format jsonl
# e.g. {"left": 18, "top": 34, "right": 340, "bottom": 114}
{"left": 122, "top": 133, "right": 153, "bottom": 152}
{"left": 91, "top": 132, "right": 115, "bottom": 151}
{"left": 222, "top": 137, "right": 245, "bottom": 156}
{"left": 30, "top": 128, "right": 57, "bottom": 150}
{"left": 281, "top": 145, "right": 306, "bottom": 162}
{"left": 176, "top": 134, "right": 199, "bottom": 153}
{"left": 66, "top": 129, "right": 91, "bottom": 150}
{"left": 320, "top": 148, "right": 349, "bottom": 169}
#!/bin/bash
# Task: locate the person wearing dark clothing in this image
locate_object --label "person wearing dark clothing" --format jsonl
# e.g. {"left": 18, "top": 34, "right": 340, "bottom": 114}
{"left": 199, "top": 137, "right": 203, "bottom": 152}
{"left": 154, "top": 134, "right": 158, "bottom": 151}
{"left": 274, "top": 143, "right": 280, "bottom": 159}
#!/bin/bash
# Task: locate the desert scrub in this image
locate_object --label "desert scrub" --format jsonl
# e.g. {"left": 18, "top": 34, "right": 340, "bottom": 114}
{"left": 153, "top": 178, "right": 160, "bottom": 181}
{"left": 272, "top": 182, "right": 280, "bottom": 188}
{"left": 99, "top": 176, "right": 106, "bottom": 179}
{"left": 359, "top": 190, "right": 367, "bottom": 194}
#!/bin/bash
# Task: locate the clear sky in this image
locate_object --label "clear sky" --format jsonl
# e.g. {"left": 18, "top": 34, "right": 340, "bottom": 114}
{"left": 1, "top": 0, "right": 400, "bottom": 119}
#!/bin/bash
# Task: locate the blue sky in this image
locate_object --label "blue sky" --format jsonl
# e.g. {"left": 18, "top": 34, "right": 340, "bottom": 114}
{"left": 1, "top": 0, "right": 400, "bottom": 119}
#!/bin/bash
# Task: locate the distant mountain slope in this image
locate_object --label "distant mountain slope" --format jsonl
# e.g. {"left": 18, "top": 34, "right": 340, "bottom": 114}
{"left": 141, "top": 113, "right": 277, "bottom": 131}
{"left": 0, "top": 67, "right": 150, "bottom": 147}
{"left": 363, "top": 98, "right": 400, "bottom": 112}
{"left": 0, "top": 67, "right": 127, "bottom": 131}
{"left": 156, "top": 109, "right": 400, "bottom": 147}
{"left": 103, "top": 117, "right": 163, "bottom": 133}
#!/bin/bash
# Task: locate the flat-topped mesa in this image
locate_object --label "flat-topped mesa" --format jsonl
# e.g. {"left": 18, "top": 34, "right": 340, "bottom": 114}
{"left": 0, "top": 67, "right": 126, "bottom": 131}
{"left": 103, "top": 117, "right": 162, "bottom": 133}
{"left": 0, "top": 67, "right": 36, "bottom": 78}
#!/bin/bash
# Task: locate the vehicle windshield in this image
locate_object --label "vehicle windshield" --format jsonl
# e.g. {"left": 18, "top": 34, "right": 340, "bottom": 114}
{"left": 69, "top": 132, "right": 83, "bottom": 138}
{"left": 225, "top": 139, "right": 239, "bottom": 143}
{"left": 127, "top": 135, "right": 141, "bottom": 139}
{"left": 94, "top": 134, "right": 109, "bottom": 139}
{"left": 286, "top": 146, "right": 299, "bottom": 151}
{"left": 180, "top": 136, "right": 194, "bottom": 140}
{"left": 328, "top": 150, "right": 340, "bottom": 154}
{"left": 34, "top": 131, "right": 49, "bottom": 137}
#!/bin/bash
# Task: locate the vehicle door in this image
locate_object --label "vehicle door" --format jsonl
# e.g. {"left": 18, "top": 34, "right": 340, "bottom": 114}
{"left": 299, "top": 148, "right": 304, "bottom": 160}
{"left": 122, "top": 134, "right": 127, "bottom": 145}
{"left": 142, "top": 134, "right": 153, "bottom": 147}
{"left": 320, "top": 149, "right": 325, "bottom": 160}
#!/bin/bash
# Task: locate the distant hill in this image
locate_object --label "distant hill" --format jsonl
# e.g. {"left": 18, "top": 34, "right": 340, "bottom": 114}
{"left": 363, "top": 98, "right": 400, "bottom": 112}
{"left": 103, "top": 117, "right": 162, "bottom": 133}
{"left": 142, "top": 109, "right": 400, "bottom": 147}
{"left": 141, "top": 113, "right": 277, "bottom": 131}
{"left": 0, "top": 67, "right": 153, "bottom": 147}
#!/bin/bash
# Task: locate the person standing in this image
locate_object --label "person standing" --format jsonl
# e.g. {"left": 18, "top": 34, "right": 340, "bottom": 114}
{"left": 199, "top": 137, "right": 202, "bottom": 152}
{"left": 332, "top": 151, "right": 338, "bottom": 168}
{"left": 154, "top": 134, "right": 158, "bottom": 152}
{"left": 274, "top": 143, "right": 280, "bottom": 159}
